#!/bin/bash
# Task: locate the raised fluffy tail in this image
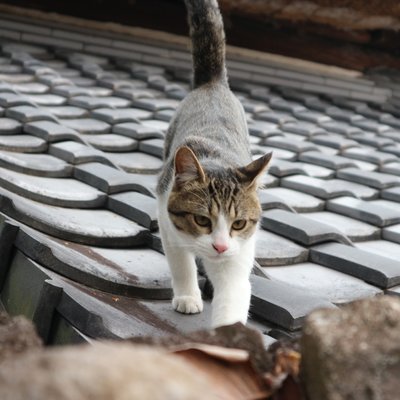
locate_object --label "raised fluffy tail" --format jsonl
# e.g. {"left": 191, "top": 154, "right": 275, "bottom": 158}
{"left": 184, "top": 0, "right": 227, "bottom": 88}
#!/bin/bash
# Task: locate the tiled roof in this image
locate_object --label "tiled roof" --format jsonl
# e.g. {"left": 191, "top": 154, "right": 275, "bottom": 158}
{"left": 0, "top": 12, "right": 399, "bottom": 345}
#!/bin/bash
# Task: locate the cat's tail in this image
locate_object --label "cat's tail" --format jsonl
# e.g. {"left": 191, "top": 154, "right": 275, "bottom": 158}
{"left": 184, "top": 0, "right": 227, "bottom": 88}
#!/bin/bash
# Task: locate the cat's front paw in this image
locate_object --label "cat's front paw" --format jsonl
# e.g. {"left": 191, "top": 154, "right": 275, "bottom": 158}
{"left": 173, "top": 295, "right": 203, "bottom": 314}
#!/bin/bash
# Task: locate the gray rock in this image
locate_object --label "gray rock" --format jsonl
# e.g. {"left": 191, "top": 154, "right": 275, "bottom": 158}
{"left": 302, "top": 296, "right": 400, "bottom": 400}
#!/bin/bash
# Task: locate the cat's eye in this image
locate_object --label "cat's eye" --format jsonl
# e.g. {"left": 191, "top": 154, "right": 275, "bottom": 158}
{"left": 194, "top": 215, "right": 211, "bottom": 227}
{"left": 232, "top": 219, "right": 247, "bottom": 230}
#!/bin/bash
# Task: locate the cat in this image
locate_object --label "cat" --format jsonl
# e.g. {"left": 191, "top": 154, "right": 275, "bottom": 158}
{"left": 156, "top": 0, "right": 272, "bottom": 328}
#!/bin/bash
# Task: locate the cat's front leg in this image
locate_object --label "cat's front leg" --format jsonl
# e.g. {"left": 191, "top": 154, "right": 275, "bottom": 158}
{"left": 167, "top": 246, "right": 203, "bottom": 314}
{"left": 204, "top": 257, "right": 252, "bottom": 328}
{"left": 159, "top": 220, "right": 203, "bottom": 314}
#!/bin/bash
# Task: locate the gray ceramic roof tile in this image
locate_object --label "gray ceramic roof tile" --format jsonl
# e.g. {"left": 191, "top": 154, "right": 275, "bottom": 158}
{"left": 298, "top": 151, "right": 358, "bottom": 170}
{"left": 356, "top": 240, "right": 400, "bottom": 261}
{"left": 41, "top": 105, "right": 88, "bottom": 119}
{"left": 0, "top": 166, "right": 105, "bottom": 208}
{"left": 342, "top": 147, "right": 398, "bottom": 165}
{"left": 263, "top": 262, "right": 381, "bottom": 304}
{"left": 265, "top": 187, "right": 324, "bottom": 212}
{"left": 351, "top": 133, "right": 394, "bottom": 148}
{"left": 381, "top": 186, "right": 400, "bottom": 202}
{"left": 113, "top": 122, "right": 163, "bottom": 140}
{"left": 261, "top": 209, "right": 351, "bottom": 246}
{"left": 255, "top": 230, "right": 308, "bottom": 266}
{"left": 318, "top": 120, "right": 362, "bottom": 136}
{"left": 282, "top": 175, "right": 378, "bottom": 199}
{"left": 69, "top": 95, "right": 131, "bottom": 109}
{"left": 131, "top": 98, "right": 180, "bottom": 111}
{"left": 15, "top": 227, "right": 171, "bottom": 299}
{"left": 105, "top": 152, "right": 163, "bottom": 175}
{"left": 5, "top": 105, "right": 56, "bottom": 122}
{"left": 381, "top": 145, "right": 400, "bottom": 157}
{"left": 351, "top": 118, "right": 391, "bottom": 133}
{"left": 310, "top": 242, "right": 400, "bottom": 288}
{"left": 248, "top": 120, "right": 281, "bottom": 138}
{"left": 138, "top": 138, "right": 164, "bottom": 158}
{"left": 382, "top": 225, "right": 400, "bottom": 244}
{"left": 24, "top": 120, "right": 81, "bottom": 142}
{"left": 256, "top": 110, "right": 296, "bottom": 124}
{"left": 154, "top": 109, "right": 176, "bottom": 122}
{"left": 49, "top": 141, "right": 112, "bottom": 165}
{"left": 258, "top": 189, "right": 296, "bottom": 212}
{"left": 269, "top": 159, "right": 304, "bottom": 177}
{"left": 91, "top": 107, "right": 152, "bottom": 124}
{"left": 13, "top": 82, "right": 49, "bottom": 94}
{"left": 0, "top": 92, "right": 31, "bottom": 107}
{"left": 0, "top": 118, "right": 22, "bottom": 134}
{"left": 108, "top": 191, "right": 157, "bottom": 231}
{"left": 250, "top": 275, "right": 336, "bottom": 331}
{"left": 59, "top": 118, "right": 110, "bottom": 134}
{"left": 304, "top": 211, "right": 380, "bottom": 242}
{"left": 327, "top": 196, "right": 400, "bottom": 227}
{"left": 337, "top": 167, "right": 400, "bottom": 189}
{"left": 85, "top": 134, "right": 138, "bottom": 152}
{"left": 294, "top": 162, "right": 335, "bottom": 179}
{"left": 26, "top": 94, "right": 67, "bottom": 106}
{"left": 281, "top": 121, "right": 325, "bottom": 137}
{"left": 74, "top": 162, "right": 156, "bottom": 196}
{"left": 325, "top": 106, "right": 364, "bottom": 122}
{"left": 0, "top": 186, "right": 148, "bottom": 247}
{"left": 0, "top": 134, "right": 47, "bottom": 153}
{"left": 309, "top": 134, "right": 359, "bottom": 150}
{"left": 268, "top": 97, "right": 305, "bottom": 113}
{"left": 0, "top": 150, "right": 72, "bottom": 177}
{"left": 263, "top": 136, "right": 318, "bottom": 153}
{"left": 293, "top": 110, "right": 332, "bottom": 124}
{"left": 140, "top": 119, "right": 169, "bottom": 133}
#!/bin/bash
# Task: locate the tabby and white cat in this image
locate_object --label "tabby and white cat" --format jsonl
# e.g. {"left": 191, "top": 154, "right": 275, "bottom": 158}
{"left": 157, "top": 0, "right": 272, "bottom": 327}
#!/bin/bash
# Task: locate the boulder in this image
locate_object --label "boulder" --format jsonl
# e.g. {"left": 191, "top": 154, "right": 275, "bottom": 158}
{"left": 301, "top": 296, "right": 400, "bottom": 400}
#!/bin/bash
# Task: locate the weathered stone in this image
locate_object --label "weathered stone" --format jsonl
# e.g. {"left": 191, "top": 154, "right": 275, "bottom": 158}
{"left": 302, "top": 296, "right": 400, "bottom": 400}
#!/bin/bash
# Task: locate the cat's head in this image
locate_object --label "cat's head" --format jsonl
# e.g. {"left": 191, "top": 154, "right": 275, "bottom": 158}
{"left": 167, "top": 146, "right": 272, "bottom": 261}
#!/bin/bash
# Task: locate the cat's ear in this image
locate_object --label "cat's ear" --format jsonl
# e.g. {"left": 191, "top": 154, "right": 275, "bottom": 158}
{"left": 174, "top": 146, "right": 205, "bottom": 187}
{"left": 237, "top": 152, "right": 272, "bottom": 188}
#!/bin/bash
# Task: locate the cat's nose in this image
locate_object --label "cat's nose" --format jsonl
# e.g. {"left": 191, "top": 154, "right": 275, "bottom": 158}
{"left": 213, "top": 243, "right": 228, "bottom": 254}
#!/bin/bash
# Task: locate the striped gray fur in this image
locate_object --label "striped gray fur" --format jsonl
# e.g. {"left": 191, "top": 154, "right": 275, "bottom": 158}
{"left": 157, "top": 0, "right": 251, "bottom": 194}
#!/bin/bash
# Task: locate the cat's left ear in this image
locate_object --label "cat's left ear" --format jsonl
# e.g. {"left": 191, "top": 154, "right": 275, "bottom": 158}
{"left": 237, "top": 152, "right": 272, "bottom": 188}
